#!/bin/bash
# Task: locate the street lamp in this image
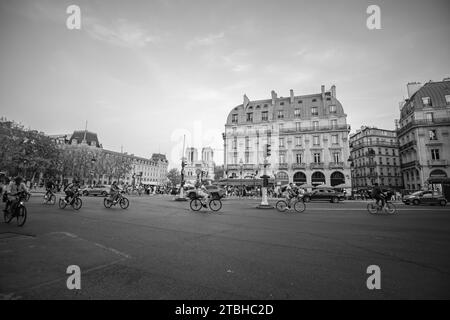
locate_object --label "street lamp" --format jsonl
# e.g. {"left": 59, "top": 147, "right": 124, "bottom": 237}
{"left": 239, "top": 159, "right": 244, "bottom": 197}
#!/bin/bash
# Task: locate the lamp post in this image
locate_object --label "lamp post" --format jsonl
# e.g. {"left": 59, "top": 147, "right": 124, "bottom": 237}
{"left": 239, "top": 159, "right": 243, "bottom": 197}
{"left": 257, "top": 129, "right": 273, "bottom": 208}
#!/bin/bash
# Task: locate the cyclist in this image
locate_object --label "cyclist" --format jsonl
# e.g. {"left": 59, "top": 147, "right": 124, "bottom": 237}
{"left": 64, "top": 179, "right": 79, "bottom": 204}
{"left": 371, "top": 183, "right": 386, "bottom": 209}
{"left": 109, "top": 181, "right": 121, "bottom": 203}
{"left": 196, "top": 184, "right": 209, "bottom": 207}
{"left": 45, "top": 178, "right": 55, "bottom": 199}
{"left": 4, "top": 176, "right": 28, "bottom": 214}
{"left": 284, "top": 183, "right": 298, "bottom": 208}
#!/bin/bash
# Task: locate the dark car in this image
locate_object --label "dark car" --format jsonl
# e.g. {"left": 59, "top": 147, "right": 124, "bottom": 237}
{"left": 186, "top": 185, "right": 226, "bottom": 200}
{"left": 302, "top": 188, "right": 344, "bottom": 203}
{"left": 403, "top": 190, "right": 447, "bottom": 206}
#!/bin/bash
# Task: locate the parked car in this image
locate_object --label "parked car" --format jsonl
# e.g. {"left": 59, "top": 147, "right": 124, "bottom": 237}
{"left": 80, "top": 185, "right": 111, "bottom": 197}
{"left": 302, "top": 188, "right": 345, "bottom": 203}
{"left": 403, "top": 191, "right": 447, "bottom": 206}
{"left": 186, "top": 185, "right": 226, "bottom": 199}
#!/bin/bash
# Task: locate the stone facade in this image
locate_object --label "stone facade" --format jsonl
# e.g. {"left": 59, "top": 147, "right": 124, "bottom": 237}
{"left": 223, "top": 85, "right": 352, "bottom": 188}
{"left": 349, "top": 127, "right": 403, "bottom": 190}
{"left": 397, "top": 80, "right": 450, "bottom": 191}
{"left": 184, "top": 147, "right": 215, "bottom": 184}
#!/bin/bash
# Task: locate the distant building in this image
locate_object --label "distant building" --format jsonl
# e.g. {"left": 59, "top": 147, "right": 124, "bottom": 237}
{"left": 397, "top": 79, "right": 450, "bottom": 191}
{"left": 222, "top": 85, "right": 352, "bottom": 188}
{"left": 50, "top": 129, "right": 169, "bottom": 186}
{"left": 349, "top": 126, "right": 403, "bottom": 190}
{"left": 184, "top": 147, "right": 215, "bottom": 184}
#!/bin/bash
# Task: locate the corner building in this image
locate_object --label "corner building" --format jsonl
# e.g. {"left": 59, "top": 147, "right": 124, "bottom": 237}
{"left": 223, "top": 85, "right": 352, "bottom": 188}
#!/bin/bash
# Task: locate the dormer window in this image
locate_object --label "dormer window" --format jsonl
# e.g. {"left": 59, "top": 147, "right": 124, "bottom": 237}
{"left": 232, "top": 114, "right": 238, "bottom": 123}
{"left": 422, "top": 97, "right": 432, "bottom": 106}
{"left": 298, "top": 100, "right": 303, "bottom": 104}
{"left": 246, "top": 112, "right": 253, "bottom": 122}
{"left": 312, "top": 98, "right": 317, "bottom": 102}
{"left": 280, "top": 102, "right": 284, "bottom": 106}
{"left": 329, "top": 105, "right": 336, "bottom": 114}
{"left": 311, "top": 107, "right": 318, "bottom": 116}
{"left": 294, "top": 108, "right": 301, "bottom": 118}
{"left": 277, "top": 110, "right": 284, "bottom": 119}
{"left": 445, "top": 95, "right": 450, "bottom": 103}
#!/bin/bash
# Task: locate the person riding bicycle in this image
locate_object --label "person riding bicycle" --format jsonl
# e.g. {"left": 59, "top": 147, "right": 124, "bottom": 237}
{"left": 109, "top": 181, "right": 121, "bottom": 203}
{"left": 45, "top": 179, "right": 55, "bottom": 199}
{"left": 64, "top": 179, "right": 79, "bottom": 204}
{"left": 4, "top": 176, "right": 28, "bottom": 214}
{"left": 371, "top": 183, "right": 386, "bottom": 208}
{"left": 284, "top": 183, "right": 298, "bottom": 207}
{"left": 196, "top": 184, "right": 209, "bottom": 207}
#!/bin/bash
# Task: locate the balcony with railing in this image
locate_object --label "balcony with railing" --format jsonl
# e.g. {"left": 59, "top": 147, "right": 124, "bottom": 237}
{"left": 310, "top": 163, "right": 325, "bottom": 169}
{"left": 399, "top": 140, "right": 417, "bottom": 151}
{"left": 278, "top": 163, "right": 289, "bottom": 170}
{"left": 280, "top": 124, "right": 350, "bottom": 134}
{"left": 398, "top": 117, "right": 450, "bottom": 135}
{"left": 329, "top": 162, "right": 345, "bottom": 169}
{"left": 400, "top": 160, "right": 419, "bottom": 169}
{"left": 427, "top": 159, "right": 448, "bottom": 167}
{"left": 292, "top": 163, "right": 307, "bottom": 170}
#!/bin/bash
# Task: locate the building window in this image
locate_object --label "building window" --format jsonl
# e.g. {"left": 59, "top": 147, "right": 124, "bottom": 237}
{"left": 279, "top": 152, "right": 286, "bottom": 163}
{"left": 422, "top": 97, "right": 432, "bottom": 106}
{"left": 431, "top": 149, "right": 440, "bottom": 160}
{"left": 232, "top": 114, "right": 238, "bottom": 123}
{"left": 245, "top": 137, "right": 250, "bottom": 150}
{"left": 279, "top": 123, "right": 284, "bottom": 131}
{"left": 232, "top": 127, "right": 237, "bottom": 135}
{"left": 246, "top": 113, "right": 253, "bottom": 122}
{"left": 313, "top": 136, "right": 320, "bottom": 146}
{"left": 313, "top": 121, "right": 319, "bottom": 130}
{"left": 313, "top": 153, "right": 321, "bottom": 163}
{"left": 245, "top": 152, "right": 250, "bottom": 164}
{"left": 296, "top": 153, "right": 303, "bottom": 164}
{"left": 333, "top": 152, "right": 340, "bottom": 163}
{"left": 426, "top": 112, "right": 434, "bottom": 123}
{"left": 277, "top": 110, "right": 284, "bottom": 119}
{"left": 279, "top": 137, "right": 285, "bottom": 148}
{"left": 232, "top": 138, "right": 237, "bottom": 150}
{"left": 262, "top": 111, "right": 268, "bottom": 121}
{"left": 294, "top": 109, "right": 301, "bottom": 118}
{"left": 311, "top": 107, "right": 318, "bottom": 116}
{"left": 295, "top": 122, "right": 301, "bottom": 131}
{"left": 331, "top": 119, "right": 337, "bottom": 128}
{"left": 329, "top": 105, "right": 336, "bottom": 114}
{"left": 331, "top": 135, "right": 338, "bottom": 145}
{"left": 295, "top": 136, "right": 302, "bottom": 146}
{"left": 429, "top": 130, "right": 437, "bottom": 140}
{"left": 445, "top": 95, "right": 450, "bottom": 103}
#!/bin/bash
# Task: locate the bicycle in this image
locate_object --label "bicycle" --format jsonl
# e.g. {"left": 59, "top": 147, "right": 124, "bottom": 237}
{"left": 43, "top": 189, "right": 56, "bottom": 205}
{"left": 275, "top": 195, "right": 306, "bottom": 213}
{"left": 4, "top": 191, "right": 28, "bottom": 227}
{"left": 190, "top": 195, "right": 222, "bottom": 212}
{"left": 367, "top": 199, "right": 397, "bottom": 215}
{"left": 104, "top": 192, "right": 130, "bottom": 209}
{"left": 59, "top": 191, "right": 82, "bottom": 210}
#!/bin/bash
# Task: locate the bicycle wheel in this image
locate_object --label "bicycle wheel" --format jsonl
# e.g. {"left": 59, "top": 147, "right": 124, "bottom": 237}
{"left": 209, "top": 199, "right": 222, "bottom": 212}
{"left": 4, "top": 209, "right": 13, "bottom": 223}
{"left": 17, "top": 206, "right": 27, "bottom": 227}
{"left": 293, "top": 200, "right": 306, "bottom": 213}
{"left": 367, "top": 203, "right": 378, "bottom": 214}
{"left": 72, "top": 198, "right": 82, "bottom": 211}
{"left": 275, "top": 200, "right": 288, "bottom": 212}
{"left": 385, "top": 203, "right": 397, "bottom": 215}
{"left": 59, "top": 198, "right": 67, "bottom": 209}
{"left": 49, "top": 194, "right": 56, "bottom": 205}
{"left": 190, "top": 199, "right": 202, "bottom": 211}
{"left": 119, "top": 197, "right": 130, "bottom": 209}
{"left": 103, "top": 198, "right": 112, "bottom": 208}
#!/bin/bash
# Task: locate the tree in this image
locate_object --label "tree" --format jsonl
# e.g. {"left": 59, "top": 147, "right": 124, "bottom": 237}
{"left": 166, "top": 168, "right": 181, "bottom": 186}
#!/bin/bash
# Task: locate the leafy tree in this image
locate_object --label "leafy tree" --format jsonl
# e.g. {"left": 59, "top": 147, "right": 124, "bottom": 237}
{"left": 166, "top": 168, "right": 181, "bottom": 186}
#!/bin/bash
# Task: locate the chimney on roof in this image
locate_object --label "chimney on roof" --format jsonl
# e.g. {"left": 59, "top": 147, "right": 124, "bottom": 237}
{"left": 321, "top": 85, "right": 325, "bottom": 95}
{"left": 290, "top": 89, "right": 294, "bottom": 104}
{"left": 407, "top": 82, "right": 422, "bottom": 98}
{"left": 331, "top": 85, "right": 336, "bottom": 98}
{"left": 271, "top": 90, "right": 277, "bottom": 105}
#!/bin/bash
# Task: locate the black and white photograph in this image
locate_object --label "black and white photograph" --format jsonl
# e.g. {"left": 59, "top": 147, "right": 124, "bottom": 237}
{"left": 0, "top": 0, "right": 449, "bottom": 307}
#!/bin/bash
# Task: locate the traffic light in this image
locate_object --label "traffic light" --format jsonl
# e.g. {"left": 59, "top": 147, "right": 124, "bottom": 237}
{"left": 266, "top": 144, "right": 271, "bottom": 157}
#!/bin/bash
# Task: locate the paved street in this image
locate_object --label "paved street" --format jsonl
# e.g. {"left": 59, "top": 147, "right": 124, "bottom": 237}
{"left": 1, "top": 193, "right": 449, "bottom": 300}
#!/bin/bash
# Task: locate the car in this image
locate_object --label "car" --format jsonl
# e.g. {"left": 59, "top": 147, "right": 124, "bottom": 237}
{"left": 80, "top": 185, "right": 111, "bottom": 197}
{"left": 186, "top": 185, "right": 226, "bottom": 200}
{"left": 302, "top": 188, "right": 344, "bottom": 203}
{"left": 403, "top": 190, "right": 447, "bottom": 206}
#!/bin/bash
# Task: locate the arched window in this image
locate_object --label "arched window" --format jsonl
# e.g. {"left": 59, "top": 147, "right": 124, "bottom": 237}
{"left": 311, "top": 172, "right": 325, "bottom": 185}
{"left": 330, "top": 171, "right": 345, "bottom": 187}
{"left": 293, "top": 172, "right": 307, "bottom": 185}
{"left": 276, "top": 171, "right": 289, "bottom": 184}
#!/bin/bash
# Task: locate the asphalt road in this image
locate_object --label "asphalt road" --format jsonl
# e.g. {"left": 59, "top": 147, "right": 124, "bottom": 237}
{"left": 1, "top": 193, "right": 449, "bottom": 300}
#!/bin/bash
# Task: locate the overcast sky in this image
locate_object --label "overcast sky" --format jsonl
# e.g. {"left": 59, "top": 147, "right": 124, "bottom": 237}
{"left": 1, "top": 0, "right": 449, "bottom": 167}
